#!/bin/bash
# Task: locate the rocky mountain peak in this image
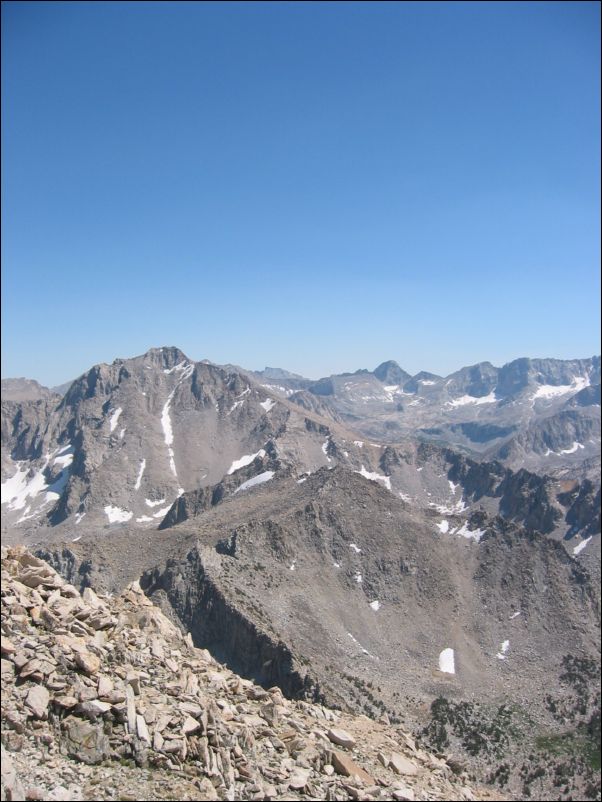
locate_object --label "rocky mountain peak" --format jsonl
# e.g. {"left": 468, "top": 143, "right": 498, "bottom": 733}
{"left": 135, "top": 345, "right": 191, "bottom": 370}
{"left": 372, "top": 361, "right": 411, "bottom": 386}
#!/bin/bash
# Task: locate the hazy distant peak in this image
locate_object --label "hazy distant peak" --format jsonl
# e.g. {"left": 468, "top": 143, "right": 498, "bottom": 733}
{"left": 373, "top": 360, "right": 412, "bottom": 385}
{"left": 260, "top": 366, "right": 308, "bottom": 381}
{"left": 1, "top": 377, "right": 57, "bottom": 402}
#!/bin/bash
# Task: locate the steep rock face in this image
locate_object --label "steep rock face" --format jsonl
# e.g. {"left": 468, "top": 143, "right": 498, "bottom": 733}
{"left": 443, "top": 447, "right": 601, "bottom": 537}
{"left": 445, "top": 362, "right": 498, "bottom": 398}
{"left": 402, "top": 371, "right": 442, "bottom": 393}
{"left": 568, "top": 383, "right": 602, "bottom": 407}
{"left": 1, "top": 398, "right": 59, "bottom": 467}
{"left": 140, "top": 548, "right": 319, "bottom": 700}
{"left": 497, "top": 409, "right": 599, "bottom": 460}
{"left": 497, "top": 357, "right": 600, "bottom": 398}
{"left": 558, "top": 480, "right": 602, "bottom": 538}
{"left": 373, "top": 360, "right": 412, "bottom": 386}
{"left": 496, "top": 469, "right": 563, "bottom": 534}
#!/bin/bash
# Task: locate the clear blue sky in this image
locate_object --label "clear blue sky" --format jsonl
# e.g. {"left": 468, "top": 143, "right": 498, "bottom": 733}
{"left": 2, "top": 1, "right": 600, "bottom": 385}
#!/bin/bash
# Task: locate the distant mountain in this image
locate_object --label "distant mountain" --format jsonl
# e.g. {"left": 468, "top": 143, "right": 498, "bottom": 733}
{"left": 272, "top": 356, "right": 601, "bottom": 476}
{"left": 1, "top": 377, "right": 58, "bottom": 402}
{"left": 51, "top": 379, "right": 75, "bottom": 396}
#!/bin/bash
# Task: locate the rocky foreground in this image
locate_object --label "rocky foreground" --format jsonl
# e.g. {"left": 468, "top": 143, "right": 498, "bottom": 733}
{"left": 0, "top": 547, "right": 503, "bottom": 802}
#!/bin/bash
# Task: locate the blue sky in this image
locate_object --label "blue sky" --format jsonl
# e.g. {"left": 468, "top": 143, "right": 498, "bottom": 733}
{"left": 2, "top": 1, "right": 600, "bottom": 385}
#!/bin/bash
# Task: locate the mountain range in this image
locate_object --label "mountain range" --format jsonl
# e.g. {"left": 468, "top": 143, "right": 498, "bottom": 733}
{"left": 1, "top": 346, "right": 600, "bottom": 801}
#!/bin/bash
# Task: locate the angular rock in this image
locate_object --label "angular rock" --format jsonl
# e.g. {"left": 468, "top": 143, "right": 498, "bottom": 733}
{"left": 182, "top": 715, "right": 201, "bottom": 735}
{"left": 25, "top": 685, "right": 50, "bottom": 719}
{"left": 391, "top": 787, "right": 415, "bottom": 802}
{"left": 327, "top": 728, "right": 356, "bottom": 749}
{"left": 331, "top": 750, "right": 374, "bottom": 785}
{"left": 62, "top": 717, "right": 110, "bottom": 764}
{"left": 289, "top": 767, "right": 311, "bottom": 789}
{"left": 97, "top": 674, "right": 113, "bottom": 697}
{"left": 389, "top": 753, "right": 418, "bottom": 776}
{"left": 74, "top": 651, "right": 100, "bottom": 675}
{"left": 136, "top": 713, "right": 151, "bottom": 744}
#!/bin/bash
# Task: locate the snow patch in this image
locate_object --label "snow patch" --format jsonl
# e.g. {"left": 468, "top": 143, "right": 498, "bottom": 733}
{"left": 260, "top": 383, "right": 293, "bottom": 397}
{"left": 134, "top": 459, "right": 146, "bottom": 491}
{"left": 163, "top": 361, "right": 191, "bottom": 375}
{"left": 53, "top": 446, "right": 74, "bottom": 469}
{"left": 159, "top": 364, "right": 193, "bottom": 479}
{"left": 75, "top": 512, "right": 86, "bottom": 525}
{"left": 573, "top": 537, "right": 592, "bottom": 555}
{"left": 161, "top": 392, "right": 177, "bottom": 475}
{"left": 447, "top": 391, "right": 497, "bottom": 407}
{"left": 234, "top": 471, "right": 274, "bottom": 493}
{"left": 227, "top": 449, "right": 266, "bottom": 475}
{"left": 72, "top": 535, "right": 81, "bottom": 542}
{"left": 496, "top": 640, "right": 510, "bottom": 660}
{"left": 370, "top": 600, "right": 381, "bottom": 611}
{"left": 456, "top": 522, "right": 485, "bottom": 542}
{"left": 349, "top": 543, "right": 362, "bottom": 553}
{"left": 2, "top": 464, "right": 48, "bottom": 510}
{"left": 356, "top": 465, "right": 391, "bottom": 490}
{"left": 509, "top": 611, "right": 521, "bottom": 620}
{"left": 431, "top": 497, "right": 467, "bottom": 515}
{"left": 109, "top": 408, "right": 122, "bottom": 432}
{"left": 145, "top": 498, "right": 166, "bottom": 508}
{"left": 353, "top": 441, "right": 364, "bottom": 448}
{"left": 439, "top": 648, "right": 455, "bottom": 674}
{"left": 559, "top": 442, "right": 585, "bottom": 455}
{"left": 347, "top": 632, "right": 375, "bottom": 659}
{"left": 532, "top": 376, "right": 590, "bottom": 400}
{"left": 290, "top": 562, "right": 296, "bottom": 572}
{"left": 436, "top": 520, "right": 450, "bottom": 534}
{"left": 152, "top": 505, "right": 172, "bottom": 519}
{"left": 260, "top": 398, "right": 275, "bottom": 412}
{"left": 136, "top": 515, "right": 154, "bottom": 523}
{"left": 104, "top": 505, "right": 133, "bottom": 523}
{"left": 354, "top": 572, "right": 363, "bottom": 584}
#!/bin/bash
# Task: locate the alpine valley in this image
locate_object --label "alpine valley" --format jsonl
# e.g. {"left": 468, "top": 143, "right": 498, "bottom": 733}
{"left": 1, "top": 347, "right": 600, "bottom": 802}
